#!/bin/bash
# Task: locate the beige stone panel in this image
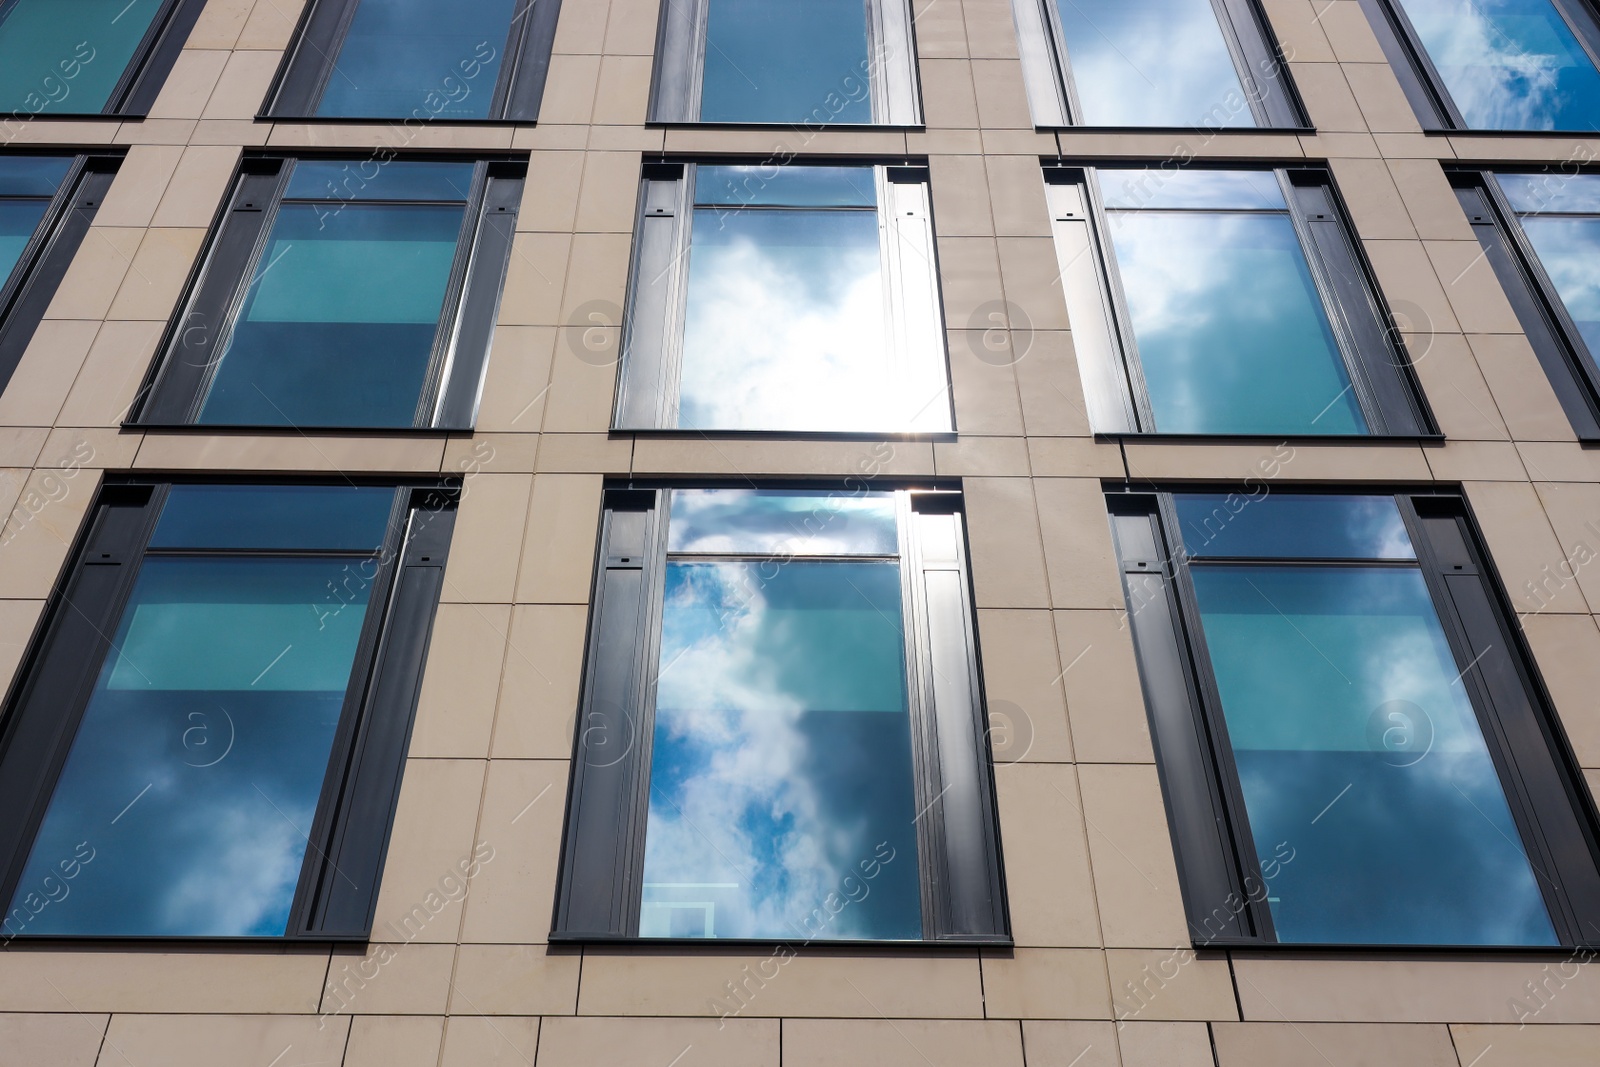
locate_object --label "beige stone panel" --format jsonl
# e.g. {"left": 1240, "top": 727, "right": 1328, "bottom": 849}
{"left": 542, "top": 332, "right": 621, "bottom": 432}
{"left": 475, "top": 326, "right": 557, "bottom": 432}
{"left": 263, "top": 124, "right": 515, "bottom": 149}
{"left": 516, "top": 473, "right": 603, "bottom": 604}
{"left": 135, "top": 432, "right": 446, "bottom": 472}
{"left": 629, "top": 438, "right": 936, "bottom": 476}
{"left": 1018, "top": 1021, "right": 1118, "bottom": 1067}
{"left": 199, "top": 49, "right": 281, "bottom": 119}
{"left": 0, "top": 1014, "right": 104, "bottom": 1067}
{"left": 1118, "top": 1021, "right": 1216, "bottom": 1066}
{"left": 1300, "top": 130, "right": 1381, "bottom": 157}
{"left": 1234, "top": 957, "right": 1600, "bottom": 1022}
{"left": 948, "top": 331, "right": 1025, "bottom": 435}
{"left": 42, "top": 428, "right": 139, "bottom": 471}
{"left": 1521, "top": 612, "right": 1600, "bottom": 766}
{"left": 1387, "top": 158, "right": 1475, "bottom": 240}
{"left": 459, "top": 758, "right": 568, "bottom": 942}
{"left": 345, "top": 1015, "right": 445, "bottom": 1067}
{"left": 997, "top": 237, "right": 1073, "bottom": 331}
{"left": 518, "top": 152, "right": 586, "bottom": 232}
{"left": 1426, "top": 439, "right": 1526, "bottom": 481}
{"left": 532, "top": 432, "right": 633, "bottom": 473}
{"left": 1017, "top": 332, "right": 1095, "bottom": 438}
{"left": 514, "top": 125, "right": 592, "bottom": 152}
{"left": 0, "top": 465, "right": 96, "bottom": 600}
{"left": 0, "top": 599, "right": 44, "bottom": 695}
{"left": 1425, "top": 239, "right": 1523, "bottom": 335}
{"left": 1445, "top": 134, "right": 1600, "bottom": 162}
{"left": 981, "top": 129, "right": 1060, "bottom": 156}
{"left": 935, "top": 436, "right": 1030, "bottom": 476}
{"left": 604, "top": 0, "right": 662, "bottom": 54}
{"left": 186, "top": 0, "right": 253, "bottom": 49}
{"left": 147, "top": 49, "right": 231, "bottom": 119}
{"left": 964, "top": 477, "right": 1050, "bottom": 609}
{"left": 1407, "top": 333, "right": 1508, "bottom": 442}
{"left": 930, "top": 154, "right": 994, "bottom": 235}
{"left": 1533, "top": 481, "right": 1600, "bottom": 611}
{"left": 0, "top": 950, "right": 326, "bottom": 1012}
{"left": 575, "top": 152, "right": 642, "bottom": 234}
{"left": 1519, "top": 442, "right": 1600, "bottom": 482}
{"left": 1258, "top": 0, "right": 1337, "bottom": 63}
{"left": 1121, "top": 440, "right": 1428, "bottom": 482}
{"left": 498, "top": 231, "right": 572, "bottom": 326}
{"left": 910, "top": 129, "right": 986, "bottom": 155}
{"left": 1027, "top": 439, "right": 1123, "bottom": 478}
{"left": 41, "top": 227, "right": 141, "bottom": 322}
{"left": 0, "top": 320, "right": 101, "bottom": 427}
{"left": 585, "top": 124, "right": 669, "bottom": 152}
{"left": 1362, "top": 238, "right": 1461, "bottom": 335}
{"left": 982, "top": 949, "right": 1111, "bottom": 1018}
{"left": 1053, "top": 609, "right": 1155, "bottom": 764}
{"left": 661, "top": 126, "right": 908, "bottom": 156}
{"left": 439, "top": 473, "right": 532, "bottom": 603}
{"left": 785, "top": 1019, "right": 1023, "bottom": 1067}
{"left": 1373, "top": 131, "right": 1448, "bottom": 157}
{"left": 1328, "top": 157, "right": 1415, "bottom": 239}
{"left": 1036, "top": 478, "right": 1123, "bottom": 611}
{"left": 0, "top": 428, "right": 48, "bottom": 468}
{"left": 922, "top": 59, "right": 981, "bottom": 129}
{"left": 1346, "top": 63, "right": 1425, "bottom": 133}
{"left": 369, "top": 758, "right": 487, "bottom": 943}
{"left": 410, "top": 603, "right": 512, "bottom": 759}
{"left": 960, "top": 0, "right": 1020, "bottom": 55}
{"left": 438, "top": 1015, "right": 540, "bottom": 1066}
{"left": 559, "top": 231, "right": 631, "bottom": 322}
{"left": 1212, "top": 1021, "right": 1456, "bottom": 1066}
{"left": 533, "top": 55, "right": 601, "bottom": 124}
{"left": 99, "top": 1014, "right": 350, "bottom": 1067}
{"left": 1288, "top": 63, "right": 1368, "bottom": 132}
{"left": 1467, "top": 334, "right": 1577, "bottom": 443}
{"left": 937, "top": 236, "right": 1002, "bottom": 329}
{"left": 491, "top": 604, "right": 588, "bottom": 758}
{"left": 92, "top": 146, "right": 183, "bottom": 229}
{"left": 238, "top": 0, "right": 310, "bottom": 49}
{"left": 914, "top": 0, "right": 970, "bottom": 57}
{"left": 970, "top": 60, "right": 1032, "bottom": 130}
{"left": 553, "top": 0, "right": 611, "bottom": 53}
{"left": 994, "top": 763, "right": 1101, "bottom": 947}
{"left": 321, "top": 943, "right": 456, "bottom": 1016}
{"left": 975, "top": 608, "right": 1073, "bottom": 762}
{"left": 449, "top": 944, "right": 581, "bottom": 1014}
{"left": 105, "top": 227, "right": 205, "bottom": 322}
{"left": 592, "top": 56, "right": 654, "bottom": 125}
{"left": 56, "top": 319, "right": 165, "bottom": 427}
{"left": 2, "top": 120, "right": 120, "bottom": 145}
{"left": 538, "top": 1017, "right": 780, "bottom": 1067}
{"left": 187, "top": 118, "right": 272, "bottom": 146}
{"left": 1315, "top": 0, "right": 1389, "bottom": 61}
{"left": 1079, "top": 766, "right": 1189, "bottom": 948}
{"left": 1452, "top": 1024, "right": 1600, "bottom": 1066}
{"left": 985, "top": 155, "right": 1052, "bottom": 238}
{"left": 151, "top": 145, "right": 242, "bottom": 228}
{"left": 578, "top": 952, "right": 984, "bottom": 1017}
{"left": 1047, "top": 129, "right": 1299, "bottom": 159}
{"left": 1107, "top": 949, "right": 1236, "bottom": 1023}
{"left": 1467, "top": 480, "right": 1590, "bottom": 615}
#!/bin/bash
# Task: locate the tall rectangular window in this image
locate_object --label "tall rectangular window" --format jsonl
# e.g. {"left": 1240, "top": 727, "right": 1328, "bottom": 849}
{"left": 1046, "top": 166, "right": 1431, "bottom": 437}
{"left": 268, "top": 0, "right": 561, "bottom": 121}
{"left": 554, "top": 487, "right": 1007, "bottom": 943}
{"left": 1110, "top": 489, "right": 1600, "bottom": 947}
{"left": 136, "top": 157, "right": 522, "bottom": 431}
{"left": 0, "top": 481, "right": 458, "bottom": 940}
{"left": 650, "top": 0, "right": 920, "bottom": 124}
{"left": 616, "top": 163, "right": 950, "bottom": 433}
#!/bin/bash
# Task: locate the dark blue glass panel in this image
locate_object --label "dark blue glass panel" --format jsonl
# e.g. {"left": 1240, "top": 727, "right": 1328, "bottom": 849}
{"left": 1054, "top": 0, "right": 1253, "bottom": 127}
{"left": 0, "top": 155, "right": 72, "bottom": 197}
{"left": 1174, "top": 494, "right": 1414, "bottom": 559}
{"left": 0, "top": 0, "right": 163, "bottom": 114}
{"left": 1499, "top": 171, "right": 1600, "bottom": 213}
{"left": 695, "top": 165, "right": 876, "bottom": 207}
{"left": 667, "top": 489, "right": 898, "bottom": 556}
{"left": 1107, "top": 209, "right": 1365, "bottom": 434}
{"left": 198, "top": 202, "right": 464, "bottom": 427}
{"left": 641, "top": 561, "right": 921, "bottom": 940}
{"left": 285, "top": 160, "right": 475, "bottom": 203}
{"left": 0, "top": 156, "right": 70, "bottom": 285}
{"left": 151, "top": 485, "right": 395, "bottom": 550}
{"left": 700, "top": 0, "right": 871, "bottom": 124}
{"left": 1098, "top": 168, "right": 1286, "bottom": 210}
{"left": 314, "top": 0, "right": 516, "bottom": 119}
{"left": 1394, "top": 0, "right": 1600, "bottom": 130}
{"left": 1191, "top": 564, "right": 1556, "bottom": 945}
{"left": 7, "top": 557, "right": 374, "bottom": 936}
{"left": 0, "top": 198, "right": 49, "bottom": 287}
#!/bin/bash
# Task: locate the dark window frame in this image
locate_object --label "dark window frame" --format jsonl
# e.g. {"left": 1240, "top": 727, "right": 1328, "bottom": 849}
{"left": 1108, "top": 484, "right": 1600, "bottom": 951}
{"left": 131, "top": 153, "right": 523, "bottom": 431}
{"left": 264, "top": 0, "right": 561, "bottom": 122}
{"left": 1045, "top": 163, "right": 1436, "bottom": 439}
{"left": 0, "top": 476, "right": 460, "bottom": 944}
{"left": 1012, "top": 0, "right": 1307, "bottom": 128}
{"left": 0, "top": 152, "right": 119, "bottom": 398}
{"left": 551, "top": 482, "right": 1010, "bottom": 946}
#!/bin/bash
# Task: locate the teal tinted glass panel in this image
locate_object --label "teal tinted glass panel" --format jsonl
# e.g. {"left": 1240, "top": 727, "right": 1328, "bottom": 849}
{"left": 0, "top": 157, "right": 70, "bottom": 285}
{"left": 0, "top": 156, "right": 72, "bottom": 197}
{"left": 151, "top": 485, "right": 395, "bottom": 550}
{"left": 1190, "top": 563, "right": 1556, "bottom": 945}
{"left": 284, "top": 160, "right": 475, "bottom": 202}
{"left": 197, "top": 201, "right": 464, "bottom": 427}
{"left": 1175, "top": 494, "right": 1414, "bottom": 559}
{"left": 1499, "top": 171, "right": 1600, "bottom": 213}
{"left": 8, "top": 556, "right": 374, "bottom": 936}
{"left": 641, "top": 560, "right": 921, "bottom": 939}
{"left": 700, "top": 0, "right": 871, "bottom": 123}
{"left": 668, "top": 489, "right": 898, "bottom": 555}
{"left": 1098, "top": 168, "right": 1286, "bottom": 211}
{"left": 696, "top": 164, "right": 876, "bottom": 207}
{"left": 1394, "top": 0, "right": 1600, "bottom": 129}
{"left": 0, "top": 199, "right": 49, "bottom": 287}
{"left": 1054, "top": 0, "right": 1253, "bottom": 126}
{"left": 1106, "top": 208, "right": 1365, "bottom": 433}
{"left": 314, "top": 0, "right": 515, "bottom": 119}
{"left": 0, "top": 0, "right": 163, "bottom": 114}
{"left": 1517, "top": 214, "right": 1600, "bottom": 360}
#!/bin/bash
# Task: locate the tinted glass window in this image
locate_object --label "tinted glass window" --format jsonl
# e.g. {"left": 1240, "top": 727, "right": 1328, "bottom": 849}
{"left": 1176, "top": 493, "right": 1415, "bottom": 559}
{"left": 151, "top": 485, "right": 395, "bottom": 551}
{"left": 668, "top": 489, "right": 898, "bottom": 555}
{"left": 1498, "top": 173, "right": 1600, "bottom": 363}
{"left": 1392, "top": 0, "right": 1600, "bottom": 129}
{"left": 0, "top": 0, "right": 165, "bottom": 114}
{"left": 700, "top": 0, "right": 871, "bottom": 123}
{"left": 0, "top": 155, "right": 70, "bottom": 286}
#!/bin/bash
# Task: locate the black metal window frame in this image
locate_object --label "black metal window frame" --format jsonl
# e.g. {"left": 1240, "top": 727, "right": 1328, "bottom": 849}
{"left": 1045, "top": 163, "right": 1436, "bottom": 439}
{"left": 131, "top": 153, "right": 524, "bottom": 431}
{"left": 1108, "top": 484, "right": 1600, "bottom": 951}
{"left": 1011, "top": 0, "right": 1306, "bottom": 128}
{"left": 264, "top": 0, "right": 561, "bottom": 122}
{"left": 0, "top": 476, "right": 460, "bottom": 944}
{"left": 0, "top": 0, "right": 203, "bottom": 119}
{"left": 552, "top": 481, "right": 1010, "bottom": 946}
{"left": 614, "top": 159, "right": 952, "bottom": 434}
{"left": 1452, "top": 168, "right": 1600, "bottom": 441}
{"left": 648, "top": 0, "right": 922, "bottom": 125}
{"left": 0, "top": 152, "right": 120, "bottom": 399}
{"left": 1359, "top": 0, "right": 1600, "bottom": 131}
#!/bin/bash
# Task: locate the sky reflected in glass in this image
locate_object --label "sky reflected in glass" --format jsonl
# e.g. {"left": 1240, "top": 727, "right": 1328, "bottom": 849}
{"left": 152, "top": 485, "right": 394, "bottom": 551}
{"left": 1176, "top": 494, "right": 1414, "bottom": 559}
{"left": 0, "top": 155, "right": 70, "bottom": 285}
{"left": 701, "top": 0, "right": 871, "bottom": 123}
{"left": 1518, "top": 215, "right": 1600, "bottom": 359}
{"left": 0, "top": 0, "right": 163, "bottom": 114}
{"left": 668, "top": 489, "right": 898, "bottom": 555}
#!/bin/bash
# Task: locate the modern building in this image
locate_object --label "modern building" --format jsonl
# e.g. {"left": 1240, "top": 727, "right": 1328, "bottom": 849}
{"left": 0, "top": 0, "right": 1597, "bottom": 1063}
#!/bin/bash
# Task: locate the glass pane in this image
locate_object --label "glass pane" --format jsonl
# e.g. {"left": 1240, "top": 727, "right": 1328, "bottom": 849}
{"left": 700, "top": 0, "right": 871, "bottom": 123}
{"left": 0, "top": 155, "right": 73, "bottom": 197}
{"left": 1107, "top": 209, "right": 1366, "bottom": 434}
{"left": 0, "top": 198, "right": 50, "bottom": 286}
{"left": 1394, "top": 0, "right": 1600, "bottom": 130}
{"left": 285, "top": 160, "right": 475, "bottom": 202}
{"left": 1191, "top": 564, "right": 1557, "bottom": 945}
{"left": 1517, "top": 215, "right": 1600, "bottom": 359}
{"left": 641, "top": 561, "right": 922, "bottom": 939}
{"left": 151, "top": 485, "right": 396, "bottom": 550}
{"left": 0, "top": 0, "right": 164, "bottom": 114}
{"left": 313, "top": 0, "right": 516, "bottom": 119}
{"left": 7, "top": 556, "right": 375, "bottom": 936}
{"left": 198, "top": 201, "right": 465, "bottom": 427}
{"left": 696, "top": 165, "right": 877, "bottom": 207}
{"left": 667, "top": 489, "right": 898, "bottom": 556}
{"left": 1175, "top": 494, "right": 1415, "bottom": 559}
{"left": 1499, "top": 171, "right": 1600, "bottom": 213}
{"left": 1098, "top": 168, "right": 1286, "bottom": 211}
{"left": 1054, "top": 0, "right": 1254, "bottom": 127}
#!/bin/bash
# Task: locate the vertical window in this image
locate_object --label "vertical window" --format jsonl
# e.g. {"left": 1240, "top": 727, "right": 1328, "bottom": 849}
{"left": 0, "top": 0, "right": 202, "bottom": 117}
{"left": 1111, "top": 489, "right": 1600, "bottom": 946}
{"left": 616, "top": 163, "right": 950, "bottom": 433}
{"left": 0, "top": 481, "right": 458, "bottom": 940}
{"left": 136, "top": 157, "right": 522, "bottom": 430}
{"left": 1046, "top": 166, "right": 1431, "bottom": 436}
{"left": 554, "top": 487, "right": 1007, "bottom": 943}
{"left": 650, "top": 0, "right": 920, "bottom": 124}
{"left": 268, "top": 0, "right": 561, "bottom": 121}
{"left": 1012, "top": 0, "right": 1303, "bottom": 127}
{"left": 1362, "top": 0, "right": 1600, "bottom": 129}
